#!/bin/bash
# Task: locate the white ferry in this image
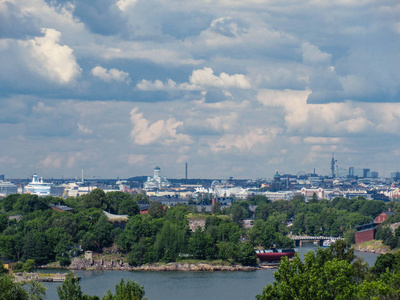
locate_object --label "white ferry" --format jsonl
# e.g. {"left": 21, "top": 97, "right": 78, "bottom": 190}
{"left": 24, "top": 173, "right": 52, "bottom": 196}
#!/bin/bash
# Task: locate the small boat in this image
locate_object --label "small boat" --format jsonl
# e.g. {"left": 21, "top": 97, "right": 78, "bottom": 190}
{"left": 255, "top": 248, "right": 296, "bottom": 262}
{"left": 322, "top": 239, "right": 335, "bottom": 247}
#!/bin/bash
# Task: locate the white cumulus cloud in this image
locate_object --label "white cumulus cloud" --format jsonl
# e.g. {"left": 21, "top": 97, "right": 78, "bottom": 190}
{"left": 257, "top": 89, "right": 384, "bottom": 135}
{"left": 130, "top": 107, "right": 191, "bottom": 145}
{"left": 301, "top": 42, "right": 332, "bottom": 65}
{"left": 24, "top": 28, "right": 81, "bottom": 84}
{"left": 136, "top": 79, "right": 180, "bottom": 91}
{"left": 38, "top": 153, "right": 62, "bottom": 168}
{"left": 91, "top": 66, "right": 130, "bottom": 83}
{"left": 189, "top": 67, "right": 251, "bottom": 89}
{"left": 211, "top": 128, "right": 281, "bottom": 153}
{"left": 77, "top": 123, "right": 93, "bottom": 134}
{"left": 136, "top": 67, "right": 250, "bottom": 91}
{"left": 116, "top": 0, "right": 139, "bottom": 11}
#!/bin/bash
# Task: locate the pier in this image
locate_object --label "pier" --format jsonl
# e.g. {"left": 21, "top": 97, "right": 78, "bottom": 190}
{"left": 13, "top": 272, "right": 80, "bottom": 283}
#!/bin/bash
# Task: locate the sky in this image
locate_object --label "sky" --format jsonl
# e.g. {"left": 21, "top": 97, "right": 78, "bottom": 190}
{"left": 0, "top": 0, "right": 399, "bottom": 180}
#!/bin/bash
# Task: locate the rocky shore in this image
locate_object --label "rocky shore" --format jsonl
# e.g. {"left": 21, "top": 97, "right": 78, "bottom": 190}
{"left": 67, "top": 257, "right": 260, "bottom": 271}
{"left": 353, "top": 240, "right": 392, "bottom": 255}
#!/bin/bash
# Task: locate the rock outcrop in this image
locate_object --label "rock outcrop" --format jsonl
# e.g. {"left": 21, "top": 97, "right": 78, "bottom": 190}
{"left": 68, "top": 258, "right": 259, "bottom": 271}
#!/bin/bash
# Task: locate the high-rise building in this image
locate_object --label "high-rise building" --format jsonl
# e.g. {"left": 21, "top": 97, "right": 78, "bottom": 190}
{"left": 391, "top": 172, "right": 400, "bottom": 180}
{"left": 349, "top": 167, "right": 354, "bottom": 177}
{"left": 331, "top": 154, "right": 337, "bottom": 178}
{"left": 363, "top": 169, "right": 370, "bottom": 178}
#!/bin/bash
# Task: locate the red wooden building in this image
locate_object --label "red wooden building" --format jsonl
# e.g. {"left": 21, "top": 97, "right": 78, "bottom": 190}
{"left": 355, "top": 228, "right": 376, "bottom": 244}
{"left": 374, "top": 211, "right": 395, "bottom": 224}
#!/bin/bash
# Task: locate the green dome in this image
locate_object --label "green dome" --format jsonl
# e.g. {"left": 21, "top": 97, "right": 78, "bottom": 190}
{"left": 274, "top": 171, "right": 280, "bottom": 180}
{"left": 154, "top": 165, "right": 161, "bottom": 170}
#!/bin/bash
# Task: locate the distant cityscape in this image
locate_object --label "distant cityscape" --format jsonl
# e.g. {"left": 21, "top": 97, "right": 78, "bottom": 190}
{"left": 1, "top": 155, "right": 400, "bottom": 203}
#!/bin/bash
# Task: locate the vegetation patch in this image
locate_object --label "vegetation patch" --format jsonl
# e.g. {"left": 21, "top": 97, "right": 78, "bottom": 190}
{"left": 354, "top": 240, "right": 392, "bottom": 253}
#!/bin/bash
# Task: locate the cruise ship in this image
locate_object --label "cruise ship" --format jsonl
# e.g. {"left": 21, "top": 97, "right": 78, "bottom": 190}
{"left": 24, "top": 173, "right": 52, "bottom": 196}
{"left": 0, "top": 180, "right": 18, "bottom": 196}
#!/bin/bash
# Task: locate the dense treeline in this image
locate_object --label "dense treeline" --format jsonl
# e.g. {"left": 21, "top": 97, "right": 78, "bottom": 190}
{"left": 118, "top": 207, "right": 256, "bottom": 266}
{"left": 0, "top": 190, "right": 395, "bottom": 268}
{"left": 0, "top": 190, "right": 142, "bottom": 266}
{"left": 251, "top": 194, "right": 386, "bottom": 238}
{"left": 0, "top": 190, "right": 256, "bottom": 267}
{"left": 257, "top": 240, "right": 400, "bottom": 300}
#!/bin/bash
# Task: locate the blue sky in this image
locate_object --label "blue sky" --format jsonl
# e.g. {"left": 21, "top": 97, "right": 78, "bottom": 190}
{"left": 0, "top": 0, "right": 399, "bottom": 179}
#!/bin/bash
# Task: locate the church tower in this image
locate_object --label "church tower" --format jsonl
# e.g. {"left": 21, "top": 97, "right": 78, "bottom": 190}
{"left": 154, "top": 165, "right": 161, "bottom": 178}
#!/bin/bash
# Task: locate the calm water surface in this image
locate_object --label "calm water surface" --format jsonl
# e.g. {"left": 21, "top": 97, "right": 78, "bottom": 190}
{"left": 43, "top": 245, "right": 378, "bottom": 300}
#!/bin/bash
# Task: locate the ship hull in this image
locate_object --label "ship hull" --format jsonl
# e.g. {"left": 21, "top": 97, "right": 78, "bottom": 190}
{"left": 256, "top": 250, "right": 295, "bottom": 262}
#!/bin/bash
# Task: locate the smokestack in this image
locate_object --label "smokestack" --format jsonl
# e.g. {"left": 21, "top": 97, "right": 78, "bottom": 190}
{"left": 185, "top": 162, "right": 188, "bottom": 180}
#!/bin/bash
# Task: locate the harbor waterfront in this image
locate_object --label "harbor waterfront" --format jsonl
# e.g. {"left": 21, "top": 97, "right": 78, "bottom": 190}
{"left": 42, "top": 245, "right": 379, "bottom": 300}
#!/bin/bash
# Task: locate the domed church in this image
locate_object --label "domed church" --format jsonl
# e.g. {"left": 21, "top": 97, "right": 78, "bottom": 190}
{"left": 144, "top": 165, "right": 170, "bottom": 190}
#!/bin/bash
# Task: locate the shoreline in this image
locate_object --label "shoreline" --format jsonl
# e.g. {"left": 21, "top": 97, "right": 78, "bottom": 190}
{"left": 39, "top": 258, "right": 273, "bottom": 272}
{"left": 353, "top": 240, "right": 393, "bottom": 255}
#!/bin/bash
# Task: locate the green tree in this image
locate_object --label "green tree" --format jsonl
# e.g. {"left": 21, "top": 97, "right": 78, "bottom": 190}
{"left": 22, "top": 231, "right": 51, "bottom": 265}
{"left": 359, "top": 200, "right": 386, "bottom": 218}
{"left": 133, "top": 194, "right": 150, "bottom": 204}
{"left": 93, "top": 215, "right": 113, "bottom": 249}
{"left": 148, "top": 201, "right": 165, "bottom": 219}
{"left": 188, "top": 227, "right": 215, "bottom": 260}
{"left": 309, "top": 192, "right": 318, "bottom": 203}
{"left": 57, "top": 272, "right": 83, "bottom": 300}
{"left": 0, "top": 273, "right": 46, "bottom": 300}
{"left": 82, "top": 189, "right": 107, "bottom": 210}
{"left": 329, "top": 239, "right": 356, "bottom": 264}
{"left": 57, "top": 272, "right": 99, "bottom": 300}
{"left": 0, "top": 235, "right": 16, "bottom": 260}
{"left": 371, "top": 253, "right": 398, "bottom": 276}
{"left": 102, "top": 278, "right": 147, "bottom": 300}
{"left": 238, "top": 242, "right": 257, "bottom": 266}
{"left": 23, "top": 259, "right": 36, "bottom": 272}
{"left": 13, "top": 194, "right": 49, "bottom": 214}
{"left": 127, "top": 240, "right": 148, "bottom": 266}
{"left": 106, "top": 192, "right": 140, "bottom": 216}
{"left": 153, "top": 220, "right": 189, "bottom": 262}
{"left": 254, "top": 203, "right": 273, "bottom": 221}
{"left": 119, "top": 199, "right": 140, "bottom": 216}
{"left": 344, "top": 228, "right": 356, "bottom": 246}
{"left": 292, "top": 212, "right": 307, "bottom": 235}
{"left": 58, "top": 256, "right": 72, "bottom": 267}
{"left": 375, "top": 225, "right": 394, "bottom": 246}
{"left": 0, "top": 214, "right": 8, "bottom": 233}
{"left": 357, "top": 279, "right": 394, "bottom": 300}
{"left": 217, "top": 241, "right": 239, "bottom": 262}
{"left": 211, "top": 201, "right": 221, "bottom": 214}
{"left": 247, "top": 195, "right": 270, "bottom": 206}
{"left": 0, "top": 194, "right": 19, "bottom": 212}
{"left": 231, "top": 205, "right": 246, "bottom": 226}
{"left": 256, "top": 252, "right": 357, "bottom": 300}
{"left": 0, "top": 259, "right": 8, "bottom": 275}
{"left": 118, "top": 215, "right": 163, "bottom": 252}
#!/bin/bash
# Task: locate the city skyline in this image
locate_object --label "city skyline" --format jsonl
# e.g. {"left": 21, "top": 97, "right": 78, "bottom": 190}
{"left": 0, "top": 1, "right": 399, "bottom": 179}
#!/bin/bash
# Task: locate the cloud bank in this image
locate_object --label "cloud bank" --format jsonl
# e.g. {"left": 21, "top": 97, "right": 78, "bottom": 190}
{"left": 0, "top": 0, "right": 399, "bottom": 179}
